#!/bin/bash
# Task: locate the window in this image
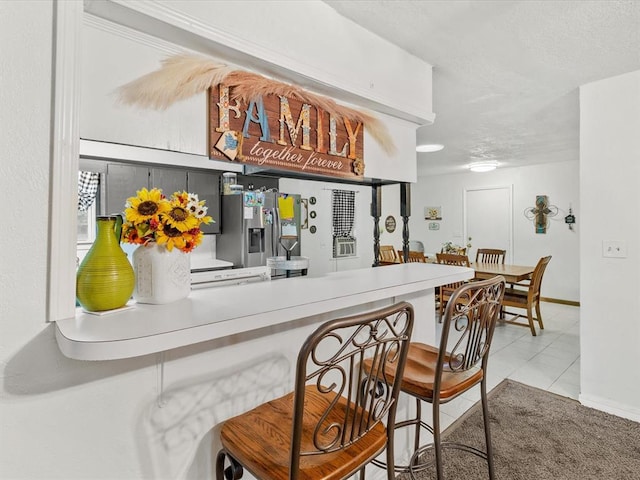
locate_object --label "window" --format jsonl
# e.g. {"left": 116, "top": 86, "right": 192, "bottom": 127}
{"left": 331, "top": 189, "right": 357, "bottom": 258}
{"left": 77, "top": 203, "right": 96, "bottom": 244}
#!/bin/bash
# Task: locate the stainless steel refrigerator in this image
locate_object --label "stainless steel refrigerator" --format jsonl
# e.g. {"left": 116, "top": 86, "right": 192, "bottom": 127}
{"left": 216, "top": 191, "right": 302, "bottom": 271}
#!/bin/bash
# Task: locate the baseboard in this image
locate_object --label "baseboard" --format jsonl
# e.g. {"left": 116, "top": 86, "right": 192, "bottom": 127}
{"left": 541, "top": 297, "right": 580, "bottom": 306}
{"left": 579, "top": 393, "right": 640, "bottom": 422}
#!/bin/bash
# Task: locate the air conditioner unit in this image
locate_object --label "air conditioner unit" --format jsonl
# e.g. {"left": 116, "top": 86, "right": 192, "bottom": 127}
{"left": 334, "top": 237, "right": 357, "bottom": 258}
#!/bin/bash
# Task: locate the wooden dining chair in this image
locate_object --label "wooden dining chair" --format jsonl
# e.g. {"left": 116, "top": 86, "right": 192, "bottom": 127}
{"left": 475, "top": 248, "right": 506, "bottom": 264}
{"left": 398, "top": 250, "right": 428, "bottom": 263}
{"left": 501, "top": 256, "right": 552, "bottom": 336}
{"left": 440, "top": 246, "right": 467, "bottom": 255}
{"left": 379, "top": 245, "right": 400, "bottom": 265}
{"left": 215, "top": 302, "right": 414, "bottom": 480}
{"left": 435, "top": 253, "right": 471, "bottom": 318}
{"left": 364, "top": 277, "right": 506, "bottom": 480}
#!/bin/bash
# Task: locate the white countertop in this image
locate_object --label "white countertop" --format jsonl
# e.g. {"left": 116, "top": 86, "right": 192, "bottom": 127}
{"left": 189, "top": 257, "right": 233, "bottom": 271}
{"left": 56, "top": 263, "right": 473, "bottom": 361}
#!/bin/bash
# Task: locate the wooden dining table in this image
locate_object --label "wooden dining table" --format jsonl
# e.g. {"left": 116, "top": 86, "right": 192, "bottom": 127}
{"left": 471, "top": 262, "right": 535, "bottom": 283}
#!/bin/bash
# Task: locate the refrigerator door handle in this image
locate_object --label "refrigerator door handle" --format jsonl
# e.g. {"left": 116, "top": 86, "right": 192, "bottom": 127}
{"left": 272, "top": 206, "right": 281, "bottom": 256}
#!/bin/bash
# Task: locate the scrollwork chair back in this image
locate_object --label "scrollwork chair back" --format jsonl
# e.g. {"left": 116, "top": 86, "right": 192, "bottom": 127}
{"left": 290, "top": 302, "right": 414, "bottom": 478}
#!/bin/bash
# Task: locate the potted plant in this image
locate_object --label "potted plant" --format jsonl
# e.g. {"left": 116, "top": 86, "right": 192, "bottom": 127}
{"left": 122, "top": 188, "right": 213, "bottom": 304}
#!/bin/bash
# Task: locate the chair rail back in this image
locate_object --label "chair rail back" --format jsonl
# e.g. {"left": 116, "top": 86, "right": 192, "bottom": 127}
{"left": 475, "top": 248, "right": 506, "bottom": 264}
{"left": 436, "top": 253, "right": 470, "bottom": 267}
{"left": 399, "top": 250, "right": 427, "bottom": 263}
{"left": 290, "top": 302, "right": 414, "bottom": 472}
{"left": 436, "top": 277, "right": 506, "bottom": 399}
{"left": 528, "top": 255, "right": 552, "bottom": 299}
{"left": 435, "top": 253, "right": 470, "bottom": 292}
{"left": 379, "top": 245, "right": 399, "bottom": 264}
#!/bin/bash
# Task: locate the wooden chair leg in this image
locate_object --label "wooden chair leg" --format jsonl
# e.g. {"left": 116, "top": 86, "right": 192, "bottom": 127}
{"left": 535, "top": 301, "right": 544, "bottom": 329}
{"left": 526, "top": 305, "right": 537, "bottom": 336}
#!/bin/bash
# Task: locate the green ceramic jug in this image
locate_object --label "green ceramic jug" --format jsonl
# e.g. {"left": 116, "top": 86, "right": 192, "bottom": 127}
{"left": 76, "top": 215, "right": 135, "bottom": 312}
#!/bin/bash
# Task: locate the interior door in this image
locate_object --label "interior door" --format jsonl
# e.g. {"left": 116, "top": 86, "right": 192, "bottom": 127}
{"left": 464, "top": 186, "right": 513, "bottom": 263}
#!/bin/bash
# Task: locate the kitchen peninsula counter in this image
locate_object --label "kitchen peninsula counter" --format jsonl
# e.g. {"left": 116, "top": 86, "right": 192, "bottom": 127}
{"left": 56, "top": 263, "right": 473, "bottom": 361}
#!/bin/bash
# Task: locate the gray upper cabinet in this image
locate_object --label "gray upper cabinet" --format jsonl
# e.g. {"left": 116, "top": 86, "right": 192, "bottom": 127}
{"left": 105, "top": 163, "right": 149, "bottom": 215}
{"left": 103, "top": 163, "right": 220, "bottom": 234}
{"left": 150, "top": 167, "right": 187, "bottom": 196}
{"left": 187, "top": 171, "right": 220, "bottom": 234}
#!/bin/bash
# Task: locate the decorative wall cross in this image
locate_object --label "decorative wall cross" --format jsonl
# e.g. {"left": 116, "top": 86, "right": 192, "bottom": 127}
{"left": 524, "top": 195, "right": 558, "bottom": 234}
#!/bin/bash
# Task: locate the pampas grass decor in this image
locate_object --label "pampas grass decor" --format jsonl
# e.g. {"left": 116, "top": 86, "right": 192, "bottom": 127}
{"left": 116, "top": 54, "right": 396, "bottom": 155}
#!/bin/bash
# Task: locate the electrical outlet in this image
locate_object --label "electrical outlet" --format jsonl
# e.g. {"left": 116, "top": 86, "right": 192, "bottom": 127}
{"left": 602, "top": 240, "right": 627, "bottom": 258}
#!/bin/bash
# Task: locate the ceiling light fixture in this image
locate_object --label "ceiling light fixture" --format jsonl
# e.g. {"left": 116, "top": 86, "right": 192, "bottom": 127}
{"left": 416, "top": 143, "right": 444, "bottom": 153}
{"left": 469, "top": 161, "right": 498, "bottom": 173}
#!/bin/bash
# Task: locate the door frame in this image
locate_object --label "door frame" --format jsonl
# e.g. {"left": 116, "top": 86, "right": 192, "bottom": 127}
{"left": 463, "top": 185, "right": 514, "bottom": 264}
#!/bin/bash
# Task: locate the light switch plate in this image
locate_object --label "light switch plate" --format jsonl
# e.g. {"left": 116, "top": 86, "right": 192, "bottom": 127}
{"left": 602, "top": 240, "right": 627, "bottom": 258}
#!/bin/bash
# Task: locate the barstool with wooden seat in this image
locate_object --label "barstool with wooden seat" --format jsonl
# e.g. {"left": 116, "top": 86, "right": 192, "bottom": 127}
{"left": 215, "top": 302, "right": 415, "bottom": 480}
{"left": 364, "top": 277, "right": 506, "bottom": 480}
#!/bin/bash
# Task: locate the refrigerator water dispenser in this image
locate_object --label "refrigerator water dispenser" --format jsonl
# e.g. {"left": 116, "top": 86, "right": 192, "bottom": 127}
{"left": 248, "top": 228, "right": 265, "bottom": 253}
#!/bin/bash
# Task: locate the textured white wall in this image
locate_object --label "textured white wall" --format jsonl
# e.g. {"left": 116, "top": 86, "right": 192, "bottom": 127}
{"left": 412, "top": 161, "right": 580, "bottom": 302}
{"left": 579, "top": 70, "right": 640, "bottom": 420}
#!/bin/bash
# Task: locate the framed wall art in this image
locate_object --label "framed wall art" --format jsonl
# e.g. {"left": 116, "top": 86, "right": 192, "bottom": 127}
{"left": 385, "top": 215, "right": 396, "bottom": 233}
{"left": 424, "top": 206, "right": 442, "bottom": 220}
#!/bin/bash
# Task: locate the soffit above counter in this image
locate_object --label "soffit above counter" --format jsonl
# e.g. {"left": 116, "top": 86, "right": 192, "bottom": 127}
{"left": 84, "top": 0, "right": 434, "bottom": 125}
{"left": 80, "top": 3, "right": 421, "bottom": 184}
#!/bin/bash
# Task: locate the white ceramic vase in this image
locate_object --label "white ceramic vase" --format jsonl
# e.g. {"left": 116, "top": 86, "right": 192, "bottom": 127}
{"left": 132, "top": 244, "right": 191, "bottom": 304}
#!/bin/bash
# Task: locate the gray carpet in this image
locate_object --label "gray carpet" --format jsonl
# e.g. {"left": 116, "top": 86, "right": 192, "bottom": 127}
{"left": 403, "top": 379, "right": 640, "bottom": 480}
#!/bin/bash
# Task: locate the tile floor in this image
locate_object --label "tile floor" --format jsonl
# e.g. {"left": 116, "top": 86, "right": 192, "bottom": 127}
{"left": 437, "top": 301, "right": 581, "bottom": 429}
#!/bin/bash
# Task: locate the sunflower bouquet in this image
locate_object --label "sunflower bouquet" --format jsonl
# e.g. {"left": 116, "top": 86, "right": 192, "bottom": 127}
{"left": 122, "top": 188, "right": 213, "bottom": 253}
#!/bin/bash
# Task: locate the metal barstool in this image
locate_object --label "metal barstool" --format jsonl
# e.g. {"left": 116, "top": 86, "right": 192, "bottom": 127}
{"left": 365, "top": 276, "right": 506, "bottom": 480}
{"left": 215, "top": 302, "right": 414, "bottom": 480}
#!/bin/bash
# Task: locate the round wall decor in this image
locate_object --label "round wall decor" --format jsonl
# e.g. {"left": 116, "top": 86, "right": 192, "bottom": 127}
{"left": 385, "top": 215, "right": 397, "bottom": 233}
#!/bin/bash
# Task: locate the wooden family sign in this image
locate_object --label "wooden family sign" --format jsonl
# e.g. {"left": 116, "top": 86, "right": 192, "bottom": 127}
{"left": 208, "top": 85, "right": 364, "bottom": 178}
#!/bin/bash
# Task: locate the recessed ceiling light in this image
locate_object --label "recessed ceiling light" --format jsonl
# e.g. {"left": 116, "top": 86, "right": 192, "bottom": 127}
{"left": 416, "top": 143, "right": 444, "bottom": 153}
{"left": 469, "top": 161, "right": 498, "bottom": 173}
